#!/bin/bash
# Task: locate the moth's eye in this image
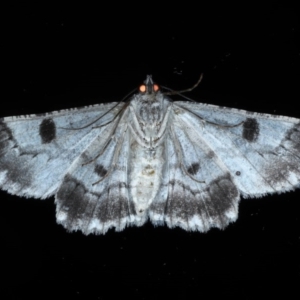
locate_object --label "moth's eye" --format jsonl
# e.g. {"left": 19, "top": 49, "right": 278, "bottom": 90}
{"left": 139, "top": 85, "right": 146, "bottom": 93}
{"left": 153, "top": 84, "right": 159, "bottom": 92}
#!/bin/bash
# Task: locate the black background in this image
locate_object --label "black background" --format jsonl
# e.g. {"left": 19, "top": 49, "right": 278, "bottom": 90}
{"left": 2, "top": 3, "right": 300, "bottom": 299}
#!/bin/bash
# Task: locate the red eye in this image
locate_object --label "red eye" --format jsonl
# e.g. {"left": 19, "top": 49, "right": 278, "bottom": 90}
{"left": 139, "top": 85, "right": 146, "bottom": 93}
{"left": 153, "top": 84, "right": 159, "bottom": 92}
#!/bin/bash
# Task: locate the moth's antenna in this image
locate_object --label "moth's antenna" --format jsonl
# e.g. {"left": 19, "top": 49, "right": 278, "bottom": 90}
{"left": 163, "top": 74, "right": 203, "bottom": 96}
{"left": 58, "top": 88, "right": 137, "bottom": 131}
{"left": 120, "top": 88, "right": 138, "bottom": 102}
{"left": 174, "top": 103, "right": 245, "bottom": 128}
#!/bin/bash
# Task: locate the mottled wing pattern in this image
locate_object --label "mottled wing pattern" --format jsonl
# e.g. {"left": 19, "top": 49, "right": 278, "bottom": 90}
{"left": 149, "top": 112, "right": 240, "bottom": 232}
{"left": 55, "top": 119, "right": 143, "bottom": 234}
{"left": 0, "top": 103, "right": 124, "bottom": 198}
{"left": 173, "top": 102, "right": 300, "bottom": 197}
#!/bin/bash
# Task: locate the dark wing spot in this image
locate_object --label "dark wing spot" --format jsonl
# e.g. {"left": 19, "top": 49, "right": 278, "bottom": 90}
{"left": 207, "top": 151, "right": 215, "bottom": 159}
{"left": 236, "top": 171, "right": 241, "bottom": 176}
{"left": 187, "top": 163, "right": 200, "bottom": 175}
{"left": 39, "top": 118, "right": 56, "bottom": 144}
{"left": 242, "top": 118, "right": 259, "bottom": 142}
{"left": 94, "top": 164, "right": 108, "bottom": 177}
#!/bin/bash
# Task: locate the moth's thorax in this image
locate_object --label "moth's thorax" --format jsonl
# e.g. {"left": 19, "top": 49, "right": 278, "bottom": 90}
{"left": 133, "top": 92, "right": 166, "bottom": 125}
{"left": 130, "top": 92, "right": 171, "bottom": 144}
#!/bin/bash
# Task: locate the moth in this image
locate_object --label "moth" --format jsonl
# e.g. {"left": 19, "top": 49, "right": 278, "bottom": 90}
{"left": 0, "top": 75, "right": 299, "bottom": 234}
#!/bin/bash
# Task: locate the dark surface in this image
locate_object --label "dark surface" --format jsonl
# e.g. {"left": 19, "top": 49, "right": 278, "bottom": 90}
{"left": 2, "top": 3, "right": 300, "bottom": 299}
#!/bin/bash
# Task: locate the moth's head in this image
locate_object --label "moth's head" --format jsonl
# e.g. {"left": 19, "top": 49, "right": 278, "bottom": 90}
{"left": 139, "top": 75, "right": 160, "bottom": 95}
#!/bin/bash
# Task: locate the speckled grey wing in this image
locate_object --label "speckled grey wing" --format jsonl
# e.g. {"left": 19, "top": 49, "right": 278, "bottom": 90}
{"left": 55, "top": 123, "right": 139, "bottom": 235}
{"left": 149, "top": 118, "right": 240, "bottom": 232}
{"left": 173, "top": 101, "right": 300, "bottom": 197}
{"left": 0, "top": 103, "right": 124, "bottom": 199}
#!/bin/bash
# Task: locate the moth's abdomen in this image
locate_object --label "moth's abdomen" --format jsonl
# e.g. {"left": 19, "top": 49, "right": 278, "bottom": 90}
{"left": 129, "top": 142, "right": 164, "bottom": 215}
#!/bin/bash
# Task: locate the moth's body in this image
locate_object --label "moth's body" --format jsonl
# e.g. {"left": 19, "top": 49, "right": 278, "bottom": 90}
{"left": 0, "top": 75, "right": 299, "bottom": 234}
{"left": 128, "top": 77, "right": 171, "bottom": 217}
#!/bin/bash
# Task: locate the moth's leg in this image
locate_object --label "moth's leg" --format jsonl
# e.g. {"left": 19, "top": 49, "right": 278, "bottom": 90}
{"left": 82, "top": 109, "right": 129, "bottom": 166}
{"left": 127, "top": 106, "right": 152, "bottom": 148}
{"left": 128, "top": 123, "right": 150, "bottom": 148}
{"left": 152, "top": 106, "right": 172, "bottom": 147}
{"left": 128, "top": 104, "right": 173, "bottom": 148}
{"left": 129, "top": 107, "right": 147, "bottom": 138}
{"left": 128, "top": 105, "right": 166, "bottom": 147}
{"left": 82, "top": 133, "right": 117, "bottom": 166}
